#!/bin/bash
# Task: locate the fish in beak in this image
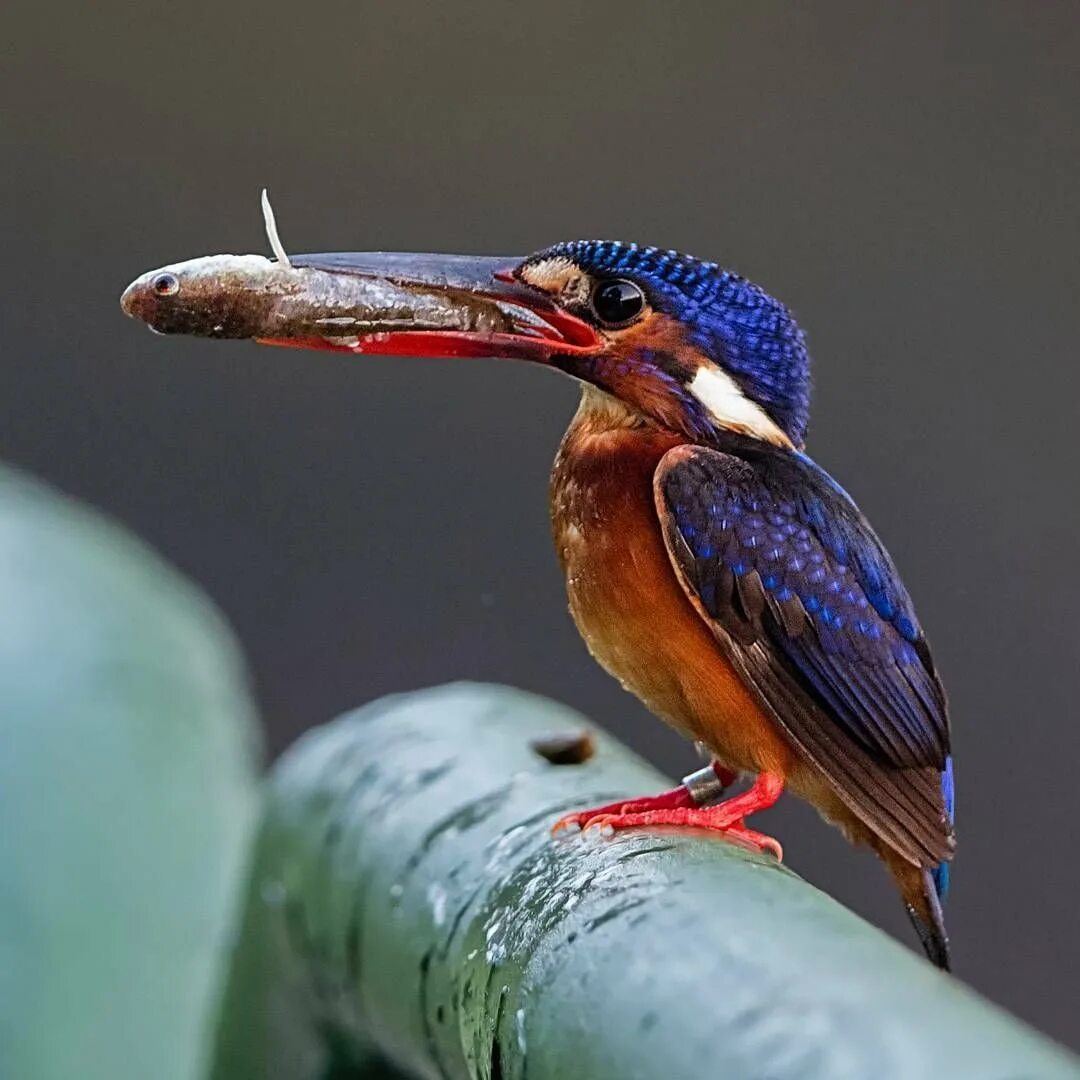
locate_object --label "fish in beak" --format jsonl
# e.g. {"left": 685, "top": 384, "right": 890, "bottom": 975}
{"left": 121, "top": 251, "right": 601, "bottom": 362}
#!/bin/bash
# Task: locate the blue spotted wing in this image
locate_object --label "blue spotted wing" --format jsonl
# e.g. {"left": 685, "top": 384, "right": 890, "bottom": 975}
{"left": 655, "top": 442, "right": 953, "bottom": 866}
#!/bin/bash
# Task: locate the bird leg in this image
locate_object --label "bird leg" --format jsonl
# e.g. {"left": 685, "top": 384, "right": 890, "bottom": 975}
{"left": 558, "top": 771, "right": 785, "bottom": 861}
{"left": 552, "top": 760, "right": 737, "bottom": 834}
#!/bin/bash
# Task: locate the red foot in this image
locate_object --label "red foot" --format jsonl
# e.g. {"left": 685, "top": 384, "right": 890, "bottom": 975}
{"left": 552, "top": 761, "right": 736, "bottom": 835}
{"left": 559, "top": 772, "right": 785, "bottom": 861}
{"left": 553, "top": 785, "right": 694, "bottom": 835}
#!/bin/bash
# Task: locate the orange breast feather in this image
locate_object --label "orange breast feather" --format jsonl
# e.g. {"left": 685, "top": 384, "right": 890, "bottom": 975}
{"left": 549, "top": 392, "right": 796, "bottom": 778}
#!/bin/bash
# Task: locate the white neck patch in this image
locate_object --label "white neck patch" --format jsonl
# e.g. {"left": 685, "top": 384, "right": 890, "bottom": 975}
{"left": 688, "top": 366, "right": 792, "bottom": 447}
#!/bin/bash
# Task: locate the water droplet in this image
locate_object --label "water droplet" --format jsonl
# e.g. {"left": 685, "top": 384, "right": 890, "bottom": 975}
{"left": 427, "top": 882, "right": 448, "bottom": 926}
{"left": 260, "top": 880, "right": 286, "bottom": 907}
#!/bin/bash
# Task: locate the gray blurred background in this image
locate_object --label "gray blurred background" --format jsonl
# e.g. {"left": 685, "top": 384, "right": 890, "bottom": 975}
{"left": 3, "top": 0, "right": 1078, "bottom": 1049}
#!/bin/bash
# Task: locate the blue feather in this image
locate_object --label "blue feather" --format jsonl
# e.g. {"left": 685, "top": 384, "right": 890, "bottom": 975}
{"left": 933, "top": 756, "right": 956, "bottom": 903}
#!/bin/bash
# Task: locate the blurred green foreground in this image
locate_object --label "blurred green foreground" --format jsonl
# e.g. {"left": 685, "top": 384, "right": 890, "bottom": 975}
{"left": 2, "top": 463, "right": 1077, "bottom": 1080}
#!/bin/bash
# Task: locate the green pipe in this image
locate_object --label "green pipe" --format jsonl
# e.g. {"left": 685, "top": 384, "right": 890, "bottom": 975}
{"left": 213, "top": 682, "right": 1080, "bottom": 1080}
{"left": 0, "top": 465, "right": 260, "bottom": 1080}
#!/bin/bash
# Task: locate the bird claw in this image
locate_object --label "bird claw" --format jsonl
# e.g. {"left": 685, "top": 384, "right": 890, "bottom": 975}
{"left": 552, "top": 772, "right": 725, "bottom": 838}
{"left": 567, "top": 806, "right": 784, "bottom": 861}
{"left": 553, "top": 805, "right": 638, "bottom": 835}
{"left": 583, "top": 818, "right": 615, "bottom": 838}
{"left": 551, "top": 791, "right": 688, "bottom": 836}
{"left": 551, "top": 812, "right": 586, "bottom": 835}
{"left": 722, "top": 825, "right": 783, "bottom": 861}
{"left": 580, "top": 814, "right": 621, "bottom": 835}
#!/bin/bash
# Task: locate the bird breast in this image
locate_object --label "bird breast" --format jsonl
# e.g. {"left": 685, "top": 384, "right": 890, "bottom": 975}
{"left": 548, "top": 389, "right": 788, "bottom": 774}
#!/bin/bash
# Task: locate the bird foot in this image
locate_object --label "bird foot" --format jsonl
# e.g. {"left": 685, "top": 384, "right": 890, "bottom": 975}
{"left": 551, "top": 761, "right": 736, "bottom": 835}
{"left": 582, "top": 806, "right": 783, "bottom": 861}
{"left": 554, "top": 770, "right": 785, "bottom": 861}
{"left": 552, "top": 787, "right": 695, "bottom": 835}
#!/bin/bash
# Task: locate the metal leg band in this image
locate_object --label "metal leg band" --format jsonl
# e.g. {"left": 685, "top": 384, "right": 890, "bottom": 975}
{"left": 680, "top": 763, "right": 730, "bottom": 807}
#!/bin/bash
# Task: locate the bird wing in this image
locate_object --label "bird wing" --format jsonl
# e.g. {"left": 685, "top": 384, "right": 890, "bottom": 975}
{"left": 654, "top": 442, "right": 953, "bottom": 866}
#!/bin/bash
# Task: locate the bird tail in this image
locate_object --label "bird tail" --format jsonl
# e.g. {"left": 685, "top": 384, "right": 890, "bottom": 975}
{"left": 892, "top": 756, "right": 955, "bottom": 971}
{"left": 931, "top": 755, "right": 956, "bottom": 904}
{"left": 902, "top": 866, "right": 951, "bottom": 971}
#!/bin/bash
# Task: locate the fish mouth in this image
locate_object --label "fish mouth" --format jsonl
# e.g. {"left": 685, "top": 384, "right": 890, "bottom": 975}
{"left": 120, "top": 254, "right": 285, "bottom": 338}
{"left": 120, "top": 275, "right": 162, "bottom": 322}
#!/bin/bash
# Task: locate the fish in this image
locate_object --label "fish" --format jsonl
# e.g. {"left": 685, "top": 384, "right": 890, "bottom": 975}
{"left": 120, "top": 190, "right": 523, "bottom": 349}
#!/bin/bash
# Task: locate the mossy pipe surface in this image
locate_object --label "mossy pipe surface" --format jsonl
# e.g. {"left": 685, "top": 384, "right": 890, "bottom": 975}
{"left": 0, "top": 465, "right": 260, "bottom": 1080}
{"left": 215, "top": 683, "right": 1079, "bottom": 1080}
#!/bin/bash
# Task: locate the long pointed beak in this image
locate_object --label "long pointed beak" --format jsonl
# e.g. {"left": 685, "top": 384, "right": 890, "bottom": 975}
{"left": 265, "top": 251, "right": 602, "bottom": 361}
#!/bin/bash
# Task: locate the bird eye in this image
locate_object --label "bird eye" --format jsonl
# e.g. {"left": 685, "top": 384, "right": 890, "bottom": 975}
{"left": 590, "top": 278, "right": 645, "bottom": 327}
{"left": 152, "top": 272, "right": 180, "bottom": 297}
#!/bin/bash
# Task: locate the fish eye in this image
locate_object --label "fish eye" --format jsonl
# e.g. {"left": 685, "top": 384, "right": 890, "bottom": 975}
{"left": 152, "top": 272, "right": 180, "bottom": 297}
{"left": 590, "top": 278, "right": 645, "bottom": 327}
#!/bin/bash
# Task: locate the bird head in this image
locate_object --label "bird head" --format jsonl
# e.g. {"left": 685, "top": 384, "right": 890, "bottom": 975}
{"left": 508, "top": 241, "right": 811, "bottom": 448}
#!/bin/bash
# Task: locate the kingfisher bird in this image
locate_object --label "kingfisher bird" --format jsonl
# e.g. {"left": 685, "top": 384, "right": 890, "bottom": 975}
{"left": 122, "top": 235, "right": 957, "bottom": 969}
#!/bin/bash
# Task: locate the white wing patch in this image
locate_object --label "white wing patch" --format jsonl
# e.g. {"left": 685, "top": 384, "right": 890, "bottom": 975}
{"left": 689, "top": 366, "right": 792, "bottom": 447}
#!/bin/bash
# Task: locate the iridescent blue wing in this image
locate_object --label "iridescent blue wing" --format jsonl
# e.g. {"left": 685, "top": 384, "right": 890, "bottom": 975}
{"left": 655, "top": 442, "right": 953, "bottom": 866}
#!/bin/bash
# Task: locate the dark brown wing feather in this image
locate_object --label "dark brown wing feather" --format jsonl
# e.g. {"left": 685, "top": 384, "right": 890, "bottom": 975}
{"left": 654, "top": 442, "right": 953, "bottom": 867}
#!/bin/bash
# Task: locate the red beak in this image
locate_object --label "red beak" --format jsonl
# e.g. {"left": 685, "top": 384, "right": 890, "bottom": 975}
{"left": 256, "top": 251, "right": 602, "bottom": 361}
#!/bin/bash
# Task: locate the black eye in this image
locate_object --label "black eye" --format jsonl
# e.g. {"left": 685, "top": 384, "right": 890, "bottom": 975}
{"left": 590, "top": 278, "right": 645, "bottom": 327}
{"left": 152, "top": 272, "right": 179, "bottom": 297}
